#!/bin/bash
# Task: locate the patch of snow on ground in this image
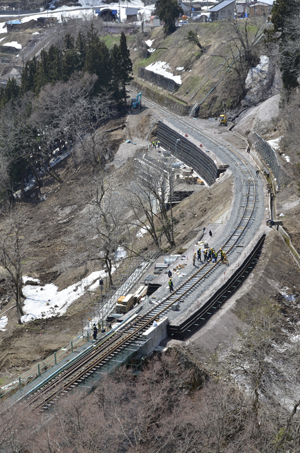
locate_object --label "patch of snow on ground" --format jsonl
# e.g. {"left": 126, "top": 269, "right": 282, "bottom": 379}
{"left": 267, "top": 137, "right": 281, "bottom": 150}
{"left": 23, "top": 276, "right": 40, "bottom": 284}
{"left": 32, "top": 31, "right": 39, "bottom": 34}
{"left": 21, "top": 270, "right": 115, "bottom": 323}
{"left": 136, "top": 227, "right": 149, "bottom": 238}
{"left": 176, "top": 67, "right": 184, "bottom": 71}
{"left": 148, "top": 48, "right": 155, "bottom": 53}
{"left": 1, "top": 379, "right": 18, "bottom": 390}
{"left": 145, "top": 39, "right": 154, "bottom": 47}
{"left": 282, "top": 153, "right": 291, "bottom": 163}
{"left": 145, "top": 61, "right": 182, "bottom": 85}
{"left": 0, "top": 316, "right": 8, "bottom": 331}
{"left": 0, "top": 37, "right": 5, "bottom": 43}
{"left": 115, "top": 246, "right": 127, "bottom": 261}
{"left": 3, "top": 41, "right": 22, "bottom": 49}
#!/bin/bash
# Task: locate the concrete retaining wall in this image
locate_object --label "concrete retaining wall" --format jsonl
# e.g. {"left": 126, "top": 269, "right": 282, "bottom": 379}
{"left": 157, "top": 121, "right": 218, "bottom": 186}
{"left": 139, "top": 317, "right": 168, "bottom": 356}
{"left": 131, "top": 80, "right": 190, "bottom": 116}
{"left": 251, "top": 132, "right": 282, "bottom": 189}
{"left": 138, "top": 66, "right": 181, "bottom": 93}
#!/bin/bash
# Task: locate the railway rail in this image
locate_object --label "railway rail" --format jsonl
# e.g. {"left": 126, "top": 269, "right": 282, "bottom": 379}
{"left": 22, "top": 96, "right": 264, "bottom": 412}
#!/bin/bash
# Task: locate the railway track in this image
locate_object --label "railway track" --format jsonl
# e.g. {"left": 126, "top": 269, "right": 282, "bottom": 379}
{"left": 23, "top": 97, "right": 263, "bottom": 411}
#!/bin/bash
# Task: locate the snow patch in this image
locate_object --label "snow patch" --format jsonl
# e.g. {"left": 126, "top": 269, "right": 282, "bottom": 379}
{"left": 267, "top": 137, "right": 281, "bottom": 150}
{"left": 21, "top": 270, "right": 115, "bottom": 323}
{"left": 3, "top": 41, "right": 22, "bottom": 49}
{"left": 0, "top": 316, "right": 8, "bottom": 331}
{"left": 176, "top": 67, "right": 184, "bottom": 71}
{"left": 145, "top": 39, "right": 154, "bottom": 47}
{"left": 136, "top": 227, "right": 149, "bottom": 238}
{"left": 115, "top": 246, "right": 127, "bottom": 261}
{"left": 145, "top": 61, "right": 182, "bottom": 85}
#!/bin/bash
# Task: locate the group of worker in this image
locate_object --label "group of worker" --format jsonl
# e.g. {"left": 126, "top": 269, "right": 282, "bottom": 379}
{"left": 152, "top": 140, "right": 160, "bottom": 149}
{"left": 168, "top": 246, "right": 228, "bottom": 293}
{"left": 194, "top": 247, "right": 228, "bottom": 265}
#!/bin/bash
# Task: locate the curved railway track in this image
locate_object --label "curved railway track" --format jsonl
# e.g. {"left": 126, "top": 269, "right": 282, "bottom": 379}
{"left": 24, "top": 96, "right": 264, "bottom": 412}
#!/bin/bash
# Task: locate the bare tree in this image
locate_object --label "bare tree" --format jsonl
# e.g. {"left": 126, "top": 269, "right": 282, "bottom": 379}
{"left": 127, "top": 156, "right": 176, "bottom": 250}
{"left": 86, "top": 179, "right": 131, "bottom": 288}
{"left": 0, "top": 217, "right": 26, "bottom": 324}
{"left": 215, "top": 18, "right": 265, "bottom": 97}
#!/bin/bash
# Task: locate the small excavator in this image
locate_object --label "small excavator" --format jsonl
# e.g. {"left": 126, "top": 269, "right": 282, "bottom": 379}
{"left": 219, "top": 114, "right": 227, "bottom": 126}
{"left": 131, "top": 92, "right": 142, "bottom": 110}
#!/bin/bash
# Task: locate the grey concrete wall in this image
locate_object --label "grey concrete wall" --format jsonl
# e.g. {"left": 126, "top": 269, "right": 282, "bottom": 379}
{"left": 131, "top": 80, "right": 190, "bottom": 116}
{"left": 251, "top": 132, "right": 282, "bottom": 189}
{"left": 138, "top": 66, "right": 181, "bottom": 92}
{"left": 139, "top": 317, "right": 169, "bottom": 356}
{"left": 157, "top": 121, "right": 218, "bottom": 186}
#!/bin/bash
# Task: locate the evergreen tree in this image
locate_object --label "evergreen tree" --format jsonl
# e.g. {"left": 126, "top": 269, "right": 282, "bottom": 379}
{"left": 76, "top": 31, "right": 87, "bottom": 70}
{"left": 155, "top": 0, "right": 183, "bottom": 35}
{"left": 21, "top": 57, "right": 37, "bottom": 93}
{"left": 118, "top": 32, "right": 133, "bottom": 107}
{"left": 64, "top": 33, "right": 75, "bottom": 50}
{"left": 47, "top": 45, "right": 62, "bottom": 83}
{"left": 1, "top": 78, "right": 20, "bottom": 107}
{"left": 34, "top": 49, "right": 50, "bottom": 93}
{"left": 271, "top": 0, "right": 300, "bottom": 89}
{"left": 271, "top": 0, "right": 298, "bottom": 36}
{"left": 110, "top": 44, "right": 121, "bottom": 102}
{"left": 84, "top": 30, "right": 111, "bottom": 93}
{"left": 62, "top": 49, "right": 80, "bottom": 81}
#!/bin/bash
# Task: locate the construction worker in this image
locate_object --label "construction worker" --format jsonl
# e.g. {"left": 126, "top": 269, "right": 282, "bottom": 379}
{"left": 169, "top": 279, "right": 174, "bottom": 293}
{"left": 203, "top": 249, "right": 207, "bottom": 262}
{"left": 93, "top": 324, "right": 98, "bottom": 341}
{"left": 220, "top": 249, "right": 224, "bottom": 262}
{"left": 197, "top": 247, "right": 201, "bottom": 262}
{"left": 157, "top": 140, "right": 161, "bottom": 148}
{"left": 152, "top": 141, "right": 156, "bottom": 149}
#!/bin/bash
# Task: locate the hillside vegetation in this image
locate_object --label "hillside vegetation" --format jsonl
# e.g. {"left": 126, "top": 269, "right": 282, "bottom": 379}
{"left": 130, "top": 19, "right": 269, "bottom": 116}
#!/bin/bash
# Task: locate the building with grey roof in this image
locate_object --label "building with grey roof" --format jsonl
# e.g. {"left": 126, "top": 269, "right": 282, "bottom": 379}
{"left": 209, "top": 0, "right": 235, "bottom": 21}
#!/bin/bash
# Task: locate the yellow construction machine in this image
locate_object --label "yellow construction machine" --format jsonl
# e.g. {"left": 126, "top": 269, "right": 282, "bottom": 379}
{"left": 219, "top": 114, "right": 227, "bottom": 126}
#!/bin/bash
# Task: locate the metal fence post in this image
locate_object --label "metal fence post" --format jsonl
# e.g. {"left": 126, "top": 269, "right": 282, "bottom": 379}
{"left": 54, "top": 352, "right": 57, "bottom": 365}
{"left": 71, "top": 341, "right": 73, "bottom": 353}
{"left": 38, "top": 363, "right": 41, "bottom": 377}
{"left": 19, "top": 376, "right": 22, "bottom": 390}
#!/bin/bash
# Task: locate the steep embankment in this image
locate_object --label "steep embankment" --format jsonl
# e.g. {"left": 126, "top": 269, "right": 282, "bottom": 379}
{"left": 130, "top": 21, "right": 276, "bottom": 116}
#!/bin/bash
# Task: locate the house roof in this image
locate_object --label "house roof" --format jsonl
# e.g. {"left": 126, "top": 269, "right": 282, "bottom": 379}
{"left": 250, "top": 1, "right": 272, "bottom": 6}
{"left": 209, "top": 0, "right": 235, "bottom": 12}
